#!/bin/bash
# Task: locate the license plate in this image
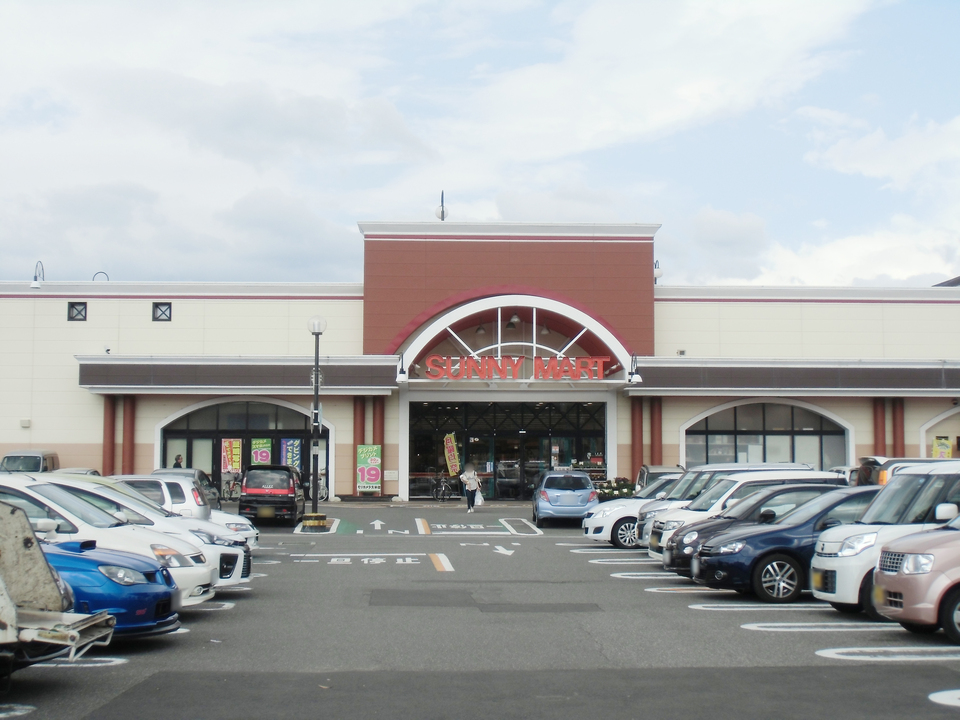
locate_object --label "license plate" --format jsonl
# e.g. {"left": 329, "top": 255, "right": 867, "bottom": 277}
{"left": 691, "top": 557, "right": 700, "bottom": 578}
{"left": 650, "top": 534, "right": 660, "bottom": 550}
{"left": 559, "top": 495, "right": 581, "bottom": 506}
{"left": 872, "top": 583, "right": 886, "bottom": 607}
{"left": 256, "top": 506, "right": 276, "bottom": 519}
{"left": 811, "top": 569, "right": 823, "bottom": 592}
{"left": 662, "top": 548, "right": 672, "bottom": 566}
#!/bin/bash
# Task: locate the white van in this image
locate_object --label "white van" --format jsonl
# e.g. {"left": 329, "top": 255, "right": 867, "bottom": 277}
{"left": 1, "top": 450, "right": 60, "bottom": 473}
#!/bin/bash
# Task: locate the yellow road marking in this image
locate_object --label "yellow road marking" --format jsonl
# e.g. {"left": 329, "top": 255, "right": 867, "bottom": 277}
{"left": 429, "top": 553, "right": 454, "bottom": 572}
{"left": 416, "top": 518, "right": 431, "bottom": 534}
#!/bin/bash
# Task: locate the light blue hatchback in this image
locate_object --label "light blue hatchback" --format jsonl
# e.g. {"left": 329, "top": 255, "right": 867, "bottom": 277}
{"left": 532, "top": 471, "right": 598, "bottom": 528}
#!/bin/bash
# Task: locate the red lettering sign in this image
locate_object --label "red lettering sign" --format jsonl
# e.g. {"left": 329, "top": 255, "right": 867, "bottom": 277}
{"left": 423, "top": 355, "right": 609, "bottom": 381}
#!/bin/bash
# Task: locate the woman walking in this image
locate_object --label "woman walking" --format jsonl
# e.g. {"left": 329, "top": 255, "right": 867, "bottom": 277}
{"left": 461, "top": 463, "right": 482, "bottom": 513}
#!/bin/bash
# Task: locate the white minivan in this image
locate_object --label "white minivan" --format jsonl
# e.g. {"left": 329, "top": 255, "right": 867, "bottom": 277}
{"left": 811, "top": 461, "right": 960, "bottom": 619}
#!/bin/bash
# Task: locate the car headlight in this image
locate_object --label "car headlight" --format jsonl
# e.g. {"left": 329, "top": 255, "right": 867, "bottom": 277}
{"left": 838, "top": 533, "right": 877, "bottom": 557}
{"left": 639, "top": 510, "right": 660, "bottom": 522}
{"left": 902, "top": 553, "right": 935, "bottom": 575}
{"left": 99, "top": 565, "right": 149, "bottom": 585}
{"left": 151, "top": 544, "right": 193, "bottom": 568}
{"left": 717, "top": 540, "right": 746, "bottom": 555}
{"left": 225, "top": 522, "right": 253, "bottom": 533}
{"left": 662, "top": 520, "right": 685, "bottom": 532}
{"left": 682, "top": 531, "right": 699, "bottom": 545}
{"left": 190, "top": 530, "right": 234, "bottom": 547}
{"left": 596, "top": 505, "right": 625, "bottom": 518}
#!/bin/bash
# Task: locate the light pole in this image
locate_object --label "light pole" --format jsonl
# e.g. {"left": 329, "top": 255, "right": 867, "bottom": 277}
{"left": 308, "top": 316, "right": 327, "bottom": 512}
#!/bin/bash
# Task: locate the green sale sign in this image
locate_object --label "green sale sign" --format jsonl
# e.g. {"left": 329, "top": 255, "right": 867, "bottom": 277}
{"left": 356, "top": 445, "right": 382, "bottom": 493}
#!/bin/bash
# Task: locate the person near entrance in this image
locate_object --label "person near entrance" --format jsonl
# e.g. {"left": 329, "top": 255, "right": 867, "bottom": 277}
{"left": 461, "top": 463, "right": 482, "bottom": 513}
{"left": 173, "top": 454, "right": 183, "bottom": 468}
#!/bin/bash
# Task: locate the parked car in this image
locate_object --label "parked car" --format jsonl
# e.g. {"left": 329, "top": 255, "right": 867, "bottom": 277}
{"left": 828, "top": 466, "right": 859, "bottom": 486}
{"left": 64, "top": 474, "right": 258, "bottom": 548}
{"left": 532, "top": 471, "right": 598, "bottom": 528}
{"left": 1, "top": 501, "right": 115, "bottom": 691}
{"left": 117, "top": 474, "right": 212, "bottom": 521}
{"left": 46, "top": 475, "right": 251, "bottom": 588}
{"left": 663, "top": 483, "right": 842, "bottom": 577}
{"left": 152, "top": 468, "right": 221, "bottom": 509}
{"left": 648, "top": 471, "right": 846, "bottom": 561}
{"left": 636, "top": 463, "right": 815, "bottom": 549}
{"left": 43, "top": 540, "right": 181, "bottom": 637}
{"left": 582, "top": 474, "right": 682, "bottom": 548}
{"left": 873, "top": 516, "right": 960, "bottom": 638}
{"left": 811, "top": 461, "right": 960, "bottom": 618}
{"left": 1, "top": 449, "right": 60, "bottom": 473}
{"left": 635, "top": 464, "right": 684, "bottom": 492}
{"left": 239, "top": 465, "right": 305, "bottom": 527}
{"left": 0, "top": 474, "right": 217, "bottom": 607}
{"left": 692, "top": 486, "right": 880, "bottom": 602}
{"left": 855, "top": 456, "right": 953, "bottom": 486}
{"left": 54, "top": 468, "right": 101, "bottom": 476}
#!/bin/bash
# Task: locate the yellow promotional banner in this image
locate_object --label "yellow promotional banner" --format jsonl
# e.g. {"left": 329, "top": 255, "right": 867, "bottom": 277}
{"left": 443, "top": 433, "right": 461, "bottom": 477}
{"left": 933, "top": 436, "right": 953, "bottom": 459}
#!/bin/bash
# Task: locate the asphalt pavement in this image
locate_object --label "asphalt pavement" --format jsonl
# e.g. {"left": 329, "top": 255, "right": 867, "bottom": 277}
{"left": 6, "top": 501, "right": 960, "bottom": 719}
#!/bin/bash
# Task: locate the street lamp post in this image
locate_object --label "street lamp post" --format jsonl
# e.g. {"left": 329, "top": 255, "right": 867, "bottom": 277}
{"left": 308, "top": 316, "right": 327, "bottom": 512}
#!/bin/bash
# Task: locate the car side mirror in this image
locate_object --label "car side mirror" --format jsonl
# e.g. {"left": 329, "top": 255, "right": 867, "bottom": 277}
{"left": 34, "top": 518, "right": 58, "bottom": 533}
{"left": 724, "top": 498, "right": 741, "bottom": 510}
{"left": 819, "top": 518, "right": 842, "bottom": 531}
{"left": 655, "top": 492, "right": 666, "bottom": 500}
{"left": 113, "top": 511, "right": 128, "bottom": 523}
{"left": 936, "top": 503, "right": 959, "bottom": 522}
{"left": 758, "top": 509, "right": 776, "bottom": 524}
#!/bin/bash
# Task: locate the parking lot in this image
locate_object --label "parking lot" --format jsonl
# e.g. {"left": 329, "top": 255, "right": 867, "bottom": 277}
{"left": 7, "top": 502, "right": 960, "bottom": 719}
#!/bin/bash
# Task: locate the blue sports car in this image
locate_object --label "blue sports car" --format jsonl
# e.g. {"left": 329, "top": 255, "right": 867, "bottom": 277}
{"left": 692, "top": 486, "right": 880, "bottom": 602}
{"left": 43, "top": 540, "right": 181, "bottom": 637}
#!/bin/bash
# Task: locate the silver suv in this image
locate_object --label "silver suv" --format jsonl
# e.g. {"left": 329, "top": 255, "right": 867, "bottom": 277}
{"left": 114, "top": 474, "right": 212, "bottom": 521}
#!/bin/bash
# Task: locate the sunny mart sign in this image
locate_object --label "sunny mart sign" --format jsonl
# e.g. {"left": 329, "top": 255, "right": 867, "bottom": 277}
{"left": 423, "top": 354, "right": 611, "bottom": 381}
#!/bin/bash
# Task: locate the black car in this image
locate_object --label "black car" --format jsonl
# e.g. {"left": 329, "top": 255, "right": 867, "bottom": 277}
{"left": 662, "top": 483, "right": 842, "bottom": 576}
{"left": 692, "top": 486, "right": 880, "bottom": 602}
{"left": 239, "top": 465, "right": 305, "bottom": 527}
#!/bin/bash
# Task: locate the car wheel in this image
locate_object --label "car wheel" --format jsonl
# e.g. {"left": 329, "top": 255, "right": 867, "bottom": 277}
{"left": 610, "top": 518, "right": 638, "bottom": 549}
{"left": 752, "top": 554, "right": 803, "bottom": 603}
{"left": 535, "top": 512, "right": 546, "bottom": 529}
{"left": 938, "top": 587, "right": 960, "bottom": 644}
{"left": 829, "top": 602, "right": 862, "bottom": 614}
{"left": 859, "top": 571, "right": 891, "bottom": 622}
{"left": 900, "top": 621, "right": 938, "bottom": 635}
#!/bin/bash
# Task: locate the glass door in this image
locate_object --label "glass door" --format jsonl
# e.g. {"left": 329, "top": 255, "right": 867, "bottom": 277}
{"left": 494, "top": 437, "right": 521, "bottom": 499}
{"left": 522, "top": 437, "right": 549, "bottom": 500}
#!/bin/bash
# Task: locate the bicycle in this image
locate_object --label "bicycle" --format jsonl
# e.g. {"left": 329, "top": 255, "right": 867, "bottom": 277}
{"left": 432, "top": 473, "right": 454, "bottom": 502}
{"left": 221, "top": 473, "right": 241, "bottom": 501}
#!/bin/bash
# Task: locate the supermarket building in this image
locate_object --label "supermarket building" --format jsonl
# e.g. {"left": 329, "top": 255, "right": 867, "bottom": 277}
{"left": 2, "top": 221, "right": 959, "bottom": 499}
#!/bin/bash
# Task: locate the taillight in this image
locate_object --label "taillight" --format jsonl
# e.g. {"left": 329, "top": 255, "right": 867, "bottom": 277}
{"left": 878, "top": 470, "right": 888, "bottom": 486}
{"left": 539, "top": 490, "right": 549, "bottom": 501}
{"left": 240, "top": 479, "right": 247, "bottom": 493}
{"left": 287, "top": 478, "right": 296, "bottom": 495}
{"left": 589, "top": 491, "right": 598, "bottom": 502}
{"left": 192, "top": 488, "right": 202, "bottom": 505}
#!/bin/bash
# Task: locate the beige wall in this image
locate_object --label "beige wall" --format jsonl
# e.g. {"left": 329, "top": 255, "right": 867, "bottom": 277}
{"left": 655, "top": 301, "right": 960, "bottom": 359}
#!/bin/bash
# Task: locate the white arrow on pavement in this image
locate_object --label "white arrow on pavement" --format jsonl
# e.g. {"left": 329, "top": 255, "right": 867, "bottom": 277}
{"left": 493, "top": 546, "right": 515, "bottom": 556}
{"left": 370, "top": 520, "right": 385, "bottom": 530}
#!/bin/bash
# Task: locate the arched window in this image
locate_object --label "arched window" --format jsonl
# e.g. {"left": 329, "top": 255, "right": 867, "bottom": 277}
{"left": 685, "top": 403, "right": 846, "bottom": 470}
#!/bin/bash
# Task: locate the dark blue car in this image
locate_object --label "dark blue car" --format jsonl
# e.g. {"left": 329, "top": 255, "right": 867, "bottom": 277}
{"left": 692, "top": 486, "right": 880, "bottom": 602}
{"left": 43, "top": 540, "right": 181, "bottom": 637}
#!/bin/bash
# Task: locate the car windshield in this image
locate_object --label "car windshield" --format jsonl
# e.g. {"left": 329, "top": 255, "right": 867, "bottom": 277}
{"left": 543, "top": 475, "right": 592, "bottom": 490}
{"left": 1, "top": 455, "right": 41, "bottom": 472}
{"left": 859, "top": 473, "right": 954, "bottom": 525}
{"left": 636, "top": 476, "right": 678, "bottom": 499}
{"left": 53, "top": 484, "right": 155, "bottom": 526}
{"left": 774, "top": 493, "right": 842, "bottom": 526}
{"left": 687, "top": 479, "right": 736, "bottom": 511}
{"left": 667, "top": 471, "right": 718, "bottom": 500}
{"left": 31, "top": 483, "right": 125, "bottom": 528}
{"left": 111, "top": 482, "right": 176, "bottom": 516}
{"left": 245, "top": 469, "right": 293, "bottom": 489}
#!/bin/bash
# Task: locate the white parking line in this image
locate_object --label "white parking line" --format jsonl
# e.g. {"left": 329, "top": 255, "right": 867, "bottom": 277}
{"left": 500, "top": 518, "right": 544, "bottom": 536}
{"left": 929, "top": 690, "right": 960, "bottom": 708}
{"left": 817, "top": 646, "right": 960, "bottom": 662}
{"left": 35, "top": 657, "right": 128, "bottom": 668}
{"left": 689, "top": 602, "right": 830, "bottom": 611}
{"left": 610, "top": 572, "right": 686, "bottom": 579}
{"left": 646, "top": 586, "right": 732, "bottom": 594}
{"left": 214, "top": 585, "right": 251, "bottom": 593}
{"left": 189, "top": 601, "right": 235, "bottom": 612}
{"left": 0, "top": 704, "right": 36, "bottom": 717}
{"left": 171, "top": 627, "right": 191, "bottom": 634}
{"left": 555, "top": 542, "right": 597, "bottom": 547}
{"left": 589, "top": 558, "right": 660, "bottom": 565}
{"left": 570, "top": 548, "right": 636, "bottom": 554}
{"left": 742, "top": 622, "right": 904, "bottom": 632}
{"left": 253, "top": 560, "right": 280, "bottom": 565}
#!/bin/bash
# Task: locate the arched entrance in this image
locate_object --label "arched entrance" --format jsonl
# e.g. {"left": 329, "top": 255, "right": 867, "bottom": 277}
{"left": 681, "top": 399, "right": 853, "bottom": 469}
{"left": 398, "top": 294, "right": 627, "bottom": 498}
{"left": 156, "top": 398, "right": 333, "bottom": 495}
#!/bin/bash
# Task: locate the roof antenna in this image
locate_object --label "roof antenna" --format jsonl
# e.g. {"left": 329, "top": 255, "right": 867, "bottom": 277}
{"left": 435, "top": 191, "right": 448, "bottom": 221}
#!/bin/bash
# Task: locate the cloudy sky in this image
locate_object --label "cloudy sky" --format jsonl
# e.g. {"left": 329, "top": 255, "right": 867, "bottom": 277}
{"left": 1, "top": 0, "right": 958, "bottom": 286}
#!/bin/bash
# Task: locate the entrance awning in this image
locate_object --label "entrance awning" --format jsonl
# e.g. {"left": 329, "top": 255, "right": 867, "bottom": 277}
{"left": 76, "top": 355, "right": 400, "bottom": 395}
